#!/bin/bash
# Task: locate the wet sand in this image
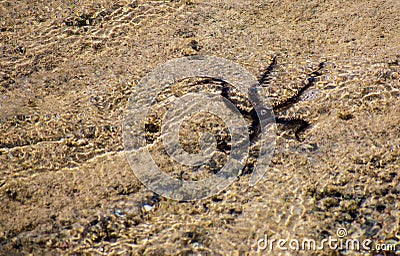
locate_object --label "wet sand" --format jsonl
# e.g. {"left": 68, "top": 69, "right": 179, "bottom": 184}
{"left": 1, "top": 0, "right": 399, "bottom": 254}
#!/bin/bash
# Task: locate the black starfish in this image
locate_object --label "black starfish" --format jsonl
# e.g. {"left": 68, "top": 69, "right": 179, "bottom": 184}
{"left": 145, "top": 57, "right": 324, "bottom": 149}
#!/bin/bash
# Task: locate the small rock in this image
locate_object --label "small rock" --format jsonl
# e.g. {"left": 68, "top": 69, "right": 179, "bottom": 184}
{"left": 143, "top": 204, "right": 153, "bottom": 212}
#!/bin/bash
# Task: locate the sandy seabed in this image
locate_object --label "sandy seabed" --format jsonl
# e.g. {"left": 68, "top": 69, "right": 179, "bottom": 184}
{"left": 1, "top": 0, "right": 400, "bottom": 255}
